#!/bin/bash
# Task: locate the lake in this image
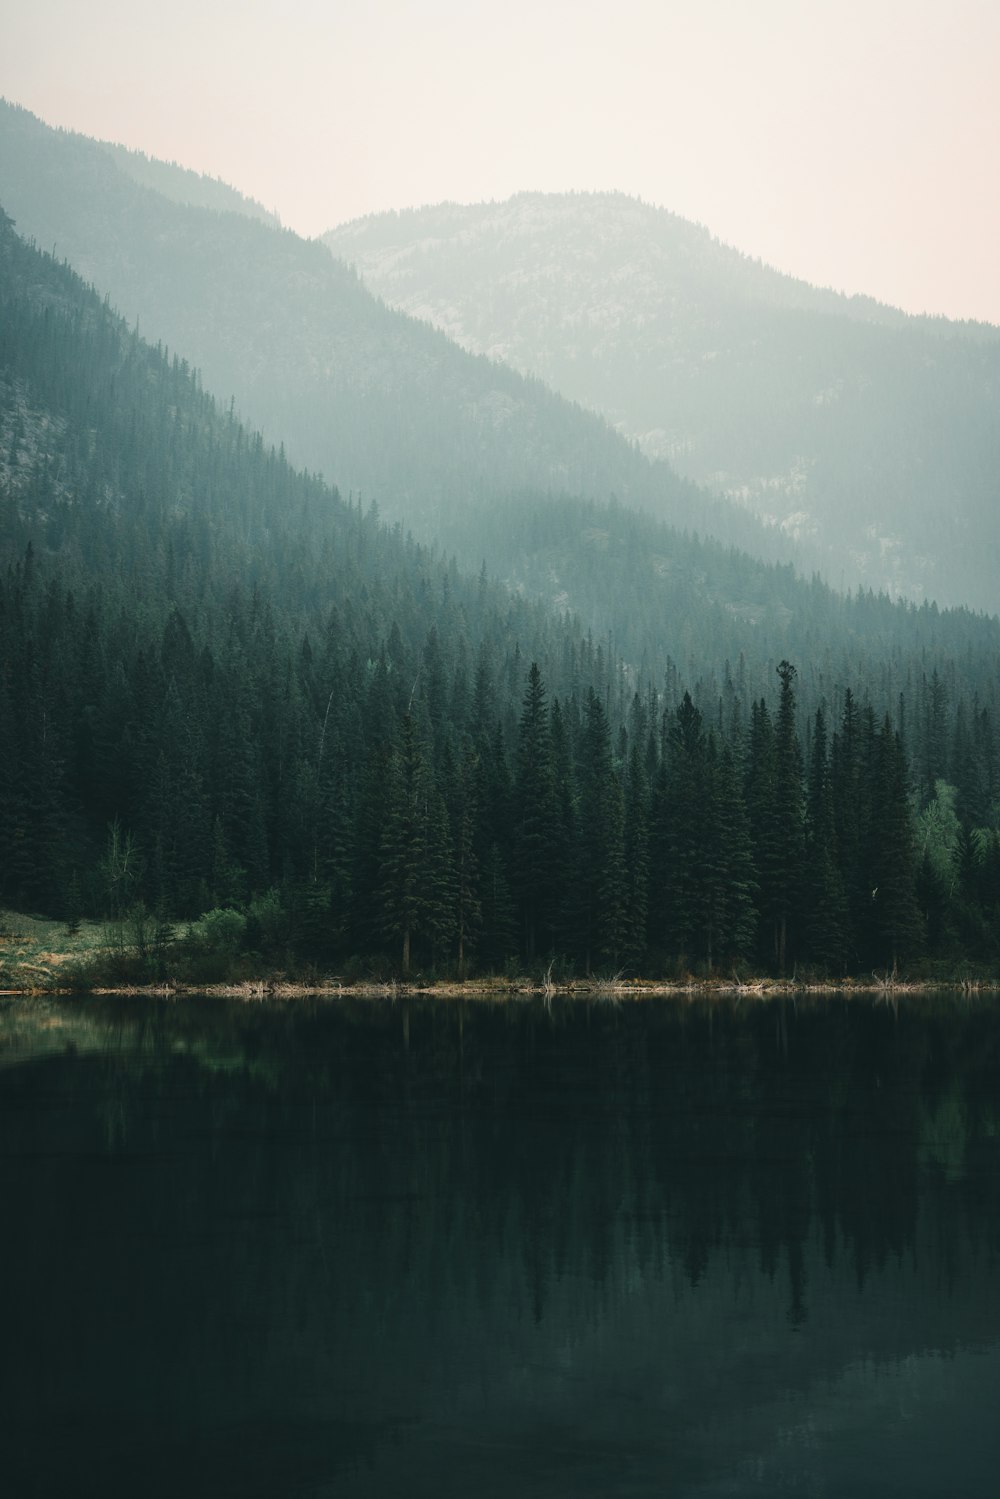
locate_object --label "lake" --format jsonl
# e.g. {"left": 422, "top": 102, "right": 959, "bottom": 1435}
{"left": 2, "top": 991, "right": 998, "bottom": 1496}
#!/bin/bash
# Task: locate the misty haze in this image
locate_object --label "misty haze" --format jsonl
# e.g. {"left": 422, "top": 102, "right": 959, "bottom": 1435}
{"left": 1, "top": 4, "right": 999, "bottom": 1494}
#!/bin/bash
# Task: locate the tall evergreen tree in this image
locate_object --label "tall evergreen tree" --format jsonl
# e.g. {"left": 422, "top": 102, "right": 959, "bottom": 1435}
{"left": 769, "top": 662, "right": 805, "bottom": 973}
{"left": 445, "top": 746, "right": 481, "bottom": 976}
{"left": 803, "top": 707, "right": 849, "bottom": 972}
{"left": 378, "top": 714, "right": 433, "bottom": 974}
{"left": 513, "top": 664, "right": 560, "bottom": 961}
{"left": 744, "top": 696, "right": 777, "bottom": 967}
{"left": 577, "top": 689, "right": 628, "bottom": 971}
{"left": 478, "top": 842, "right": 518, "bottom": 971}
{"left": 704, "top": 737, "right": 757, "bottom": 969}
{"left": 622, "top": 742, "right": 650, "bottom": 970}
{"left": 659, "top": 692, "right": 708, "bottom": 964}
{"left": 549, "top": 697, "right": 580, "bottom": 958}
{"left": 867, "top": 716, "right": 923, "bottom": 971}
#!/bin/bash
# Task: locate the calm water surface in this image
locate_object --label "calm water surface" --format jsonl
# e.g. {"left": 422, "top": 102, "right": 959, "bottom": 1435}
{"left": 1, "top": 991, "right": 999, "bottom": 1497}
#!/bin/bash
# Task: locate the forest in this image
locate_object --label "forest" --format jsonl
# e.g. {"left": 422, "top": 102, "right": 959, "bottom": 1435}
{"left": 2, "top": 206, "right": 999, "bottom": 984}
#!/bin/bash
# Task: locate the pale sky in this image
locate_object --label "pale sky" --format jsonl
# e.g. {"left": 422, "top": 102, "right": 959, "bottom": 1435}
{"left": 2, "top": 0, "right": 999, "bottom": 323}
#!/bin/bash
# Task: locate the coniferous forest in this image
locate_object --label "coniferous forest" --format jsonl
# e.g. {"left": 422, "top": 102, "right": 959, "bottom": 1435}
{"left": 3, "top": 205, "right": 999, "bottom": 983}
{"left": 7, "top": 27, "right": 1000, "bottom": 1499}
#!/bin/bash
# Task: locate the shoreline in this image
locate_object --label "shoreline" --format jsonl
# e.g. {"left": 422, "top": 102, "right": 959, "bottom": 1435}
{"left": 3, "top": 976, "right": 997, "bottom": 1001}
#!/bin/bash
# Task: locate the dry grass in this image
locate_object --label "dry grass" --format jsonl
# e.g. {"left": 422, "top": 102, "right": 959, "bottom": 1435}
{"left": 0, "top": 910, "right": 107, "bottom": 992}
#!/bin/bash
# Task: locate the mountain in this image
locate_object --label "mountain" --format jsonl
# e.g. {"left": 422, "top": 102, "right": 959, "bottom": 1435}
{"left": 0, "top": 100, "right": 778, "bottom": 569}
{"left": 99, "top": 140, "right": 282, "bottom": 225}
{"left": 3, "top": 207, "right": 999, "bottom": 976}
{"left": 0, "top": 199, "right": 587, "bottom": 944}
{"left": 325, "top": 192, "right": 1000, "bottom": 614}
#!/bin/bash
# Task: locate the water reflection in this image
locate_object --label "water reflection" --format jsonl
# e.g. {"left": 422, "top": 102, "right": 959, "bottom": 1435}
{"left": 1, "top": 993, "right": 998, "bottom": 1496}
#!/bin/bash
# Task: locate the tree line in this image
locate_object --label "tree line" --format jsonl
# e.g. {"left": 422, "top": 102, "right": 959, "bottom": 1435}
{"left": 2, "top": 530, "right": 997, "bottom": 977}
{"left": 2, "top": 206, "right": 999, "bottom": 979}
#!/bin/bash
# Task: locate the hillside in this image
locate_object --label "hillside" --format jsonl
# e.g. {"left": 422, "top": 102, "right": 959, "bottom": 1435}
{"left": 2, "top": 209, "right": 999, "bottom": 979}
{"left": 0, "top": 101, "right": 777, "bottom": 568}
{"left": 100, "top": 140, "right": 281, "bottom": 224}
{"left": 326, "top": 193, "right": 1000, "bottom": 613}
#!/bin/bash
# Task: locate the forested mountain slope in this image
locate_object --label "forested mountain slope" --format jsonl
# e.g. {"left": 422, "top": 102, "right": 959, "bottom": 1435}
{"left": 326, "top": 193, "right": 1000, "bottom": 613}
{"left": 99, "top": 141, "right": 281, "bottom": 225}
{"left": 2, "top": 211, "right": 999, "bottom": 977}
{"left": 0, "top": 203, "right": 582, "bottom": 939}
{"left": 0, "top": 101, "right": 774, "bottom": 564}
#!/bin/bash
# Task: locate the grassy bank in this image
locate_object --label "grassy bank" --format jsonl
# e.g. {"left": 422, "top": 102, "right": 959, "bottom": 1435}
{"left": 2, "top": 909, "right": 997, "bottom": 1001}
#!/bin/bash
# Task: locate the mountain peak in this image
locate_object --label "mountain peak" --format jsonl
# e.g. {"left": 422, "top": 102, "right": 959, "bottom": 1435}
{"left": 324, "top": 192, "right": 1000, "bottom": 613}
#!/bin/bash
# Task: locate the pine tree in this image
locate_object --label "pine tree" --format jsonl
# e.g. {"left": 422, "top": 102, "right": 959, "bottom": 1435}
{"left": 745, "top": 696, "right": 777, "bottom": 967}
{"left": 577, "top": 689, "right": 627, "bottom": 971}
{"left": 867, "top": 716, "right": 923, "bottom": 971}
{"left": 349, "top": 742, "right": 392, "bottom": 956}
{"left": 423, "top": 771, "right": 457, "bottom": 968}
{"left": 831, "top": 689, "right": 869, "bottom": 965}
{"left": 768, "top": 662, "right": 805, "bottom": 973}
{"left": 659, "top": 693, "right": 708, "bottom": 965}
{"left": 622, "top": 742, "right": 650, "bottom": 970}
{"left": 705, "top": 738, "right": 757, "bottom": 968}
{"left": 377, "top": 714, "right": 433, "bottom": 974}
{"left": 64, "top": 869, "right": 83, "bottom": 935}
{"left": 448, "top": 749, "right": 482, "bottom": 977}
{"left": 513, "top": 664, "right": 560, "bottom": 961}
{"left": 479, "top": 842, "right": 518, "bottom": 971}
{"left": 803, "top": 708, "right": 849, "bottom": 972}
{"left": 549, "top": 697, "right": 580, "bottom": 958}
{"left": 920, "top": 668, "right": 949, "bottom": 802}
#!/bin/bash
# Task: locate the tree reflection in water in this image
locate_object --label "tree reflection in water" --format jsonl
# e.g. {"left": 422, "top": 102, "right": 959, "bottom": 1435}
{"left": 1, "top": 992, "right": 998, "bottom": 1497}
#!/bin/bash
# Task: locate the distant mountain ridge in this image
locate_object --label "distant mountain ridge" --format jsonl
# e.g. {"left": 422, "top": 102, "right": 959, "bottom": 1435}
{"left": 4, "top": 101, "right": 997, "bottom": 615}
{"left": 326, "top": 192, "right": 1000, "bottom": 613}
{"left": 100, "top": 140, "right": 281, "bottom": 225}
{"left": 4, "top": 203, "right": 999, "bottom": 977}
{"left": 0, "top": 101, "right": 781, "bottom": 575}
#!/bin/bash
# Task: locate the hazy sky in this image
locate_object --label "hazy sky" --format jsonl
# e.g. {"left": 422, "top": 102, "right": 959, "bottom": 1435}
{"left": 3, "top": 0, "right": 999, "bottom": 323}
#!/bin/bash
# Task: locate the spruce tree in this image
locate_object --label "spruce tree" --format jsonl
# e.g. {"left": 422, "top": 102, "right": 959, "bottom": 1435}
{"left": 513, "top": 664, "right": 560, "bottom": 961}
{"left": 660, "top": 693, "right": 708, "bottom": 965}
{"left": 444, "top": 745, "right": 481, "bottom": 976}
{"left": 423, "top": 772, "right": 457, "bottom": 969}
{"left": 831, "top": 689, "right": 869, "bottom": 965}
{"left": 745, "top": 696, "right": 777, "bottom": 968}
{"left": 577, "top": 689, "right": 628, "bottom": 971}
{"left": 867, "top": 716, "right": 923, "bottom": 971}
{"left": 622, "top": 742, "right": 650, "bottom": 970}
{"left": 550, "top": 697, "right": 580, "bottom": 959}
{"left": 770, "top": 662, "right": 805, "bottom": 973}
{"left": 706, "top": 739, "right": 757, "bottom": 969}
{"left": 803, "top": 707, "right": 849, "bottom": 972}
{"left": 378, "top": 714, "right": 432, "bottom": 974}
{"left": 479, "top": 842, "right": 518, "bottom": 971}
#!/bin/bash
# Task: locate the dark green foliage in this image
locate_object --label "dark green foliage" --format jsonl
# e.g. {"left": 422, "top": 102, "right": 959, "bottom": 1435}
{"left": 513, "top": 665, "right": 561, "bottom": 961}
{"left": 802, "top": 709, "right": 849, "bottom": 972}
{"left": 704, "top": 740, "right": 757, "bottom": 970}
{"left": 622, "top": 744, "right": 649, "bottom": 969}
{"left": 478, "top": 843, "right": 517, "bottom": 971}
{"left": 376, "top": 715, "right": 451, "bottom": 974}
{"left": 1, "top": 206, "right": 999, "bottom": 978}
{"left": 770, "top": 662, "right": 806, "bottom": 973}
{"left": 446, "top": 748, "right": 481, "bottom": 976}
{"left": 576, "top": 690, "right": 627, "bottom": 971}
{"left": 653, "top": 693, "right": 708, "bottom": 964}
{"left": 744, "top": 666, "right": 806, "bottom": 973}
{"left": 650, "top": 696, "right": 755, "bottom": 972}
{"left": 866, "top": 718, "right": 924, "bottom": 971}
